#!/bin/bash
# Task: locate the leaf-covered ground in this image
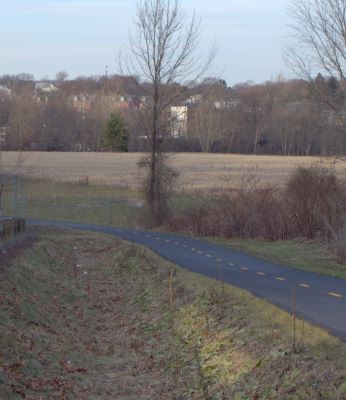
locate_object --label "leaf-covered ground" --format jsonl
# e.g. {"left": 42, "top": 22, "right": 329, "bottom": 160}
{"left": 1, "top": 229, "right": 346, "bottom": 399}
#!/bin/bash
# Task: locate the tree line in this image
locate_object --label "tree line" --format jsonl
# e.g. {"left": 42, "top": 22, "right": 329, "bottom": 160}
{"left": 0, "top": 74, "right": 346, "bottom": 155}
{"left": 0, "top": 73, "right": 344, "bottom": 156}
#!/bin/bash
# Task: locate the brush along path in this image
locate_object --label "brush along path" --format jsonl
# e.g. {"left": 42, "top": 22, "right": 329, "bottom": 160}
{"left": 29, "top": 219, "right": 346, "bottom": 343}
{"left": 1, "top": 230, "right": 346, "bottom": 399}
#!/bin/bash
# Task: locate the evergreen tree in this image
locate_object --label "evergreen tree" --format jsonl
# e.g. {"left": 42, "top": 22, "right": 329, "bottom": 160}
{"left": 102, "top": 113, "right": 128, "bottom": 152}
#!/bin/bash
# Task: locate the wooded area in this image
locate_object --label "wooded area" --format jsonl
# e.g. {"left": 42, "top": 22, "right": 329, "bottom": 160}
{"left": 0, "top": 73, "right": 345, "bottom": 156}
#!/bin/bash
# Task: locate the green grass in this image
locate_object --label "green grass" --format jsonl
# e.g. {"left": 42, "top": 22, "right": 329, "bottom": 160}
{"left": 2, "top": 178, "right": 142, "bottom": 227}
{"left": 205, "top": 237, "right": 346, "bottom": 279}
{"left": 1, "top": 229, "right": 346, "bottom": 399}
{"left": 2, "top": 178, "right": 206, "bottom": 228}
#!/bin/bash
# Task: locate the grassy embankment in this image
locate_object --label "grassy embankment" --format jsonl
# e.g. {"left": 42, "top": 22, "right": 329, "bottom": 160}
{"left": 1, "top": 229, "right": 346, "bottom": 399}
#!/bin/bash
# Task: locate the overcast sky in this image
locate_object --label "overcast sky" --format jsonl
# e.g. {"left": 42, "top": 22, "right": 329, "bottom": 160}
{"left": 0, "top": 0, "right": 292, "bottom": 85}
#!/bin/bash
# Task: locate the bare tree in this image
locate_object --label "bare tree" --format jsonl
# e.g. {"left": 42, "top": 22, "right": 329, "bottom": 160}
{"left": 286, "top": 0, "right": 346, "bottom": 83}
{"left": 285, "top": 0, "right": 346, "bottom": 159}
{"left": 188, "top": 80, "right": 231, "bottom": 153}
{"left": 55, "top": 71, "right": 69, "bottom": 83}
{"left": 189, "top": 103, "right": 221, "bottom": 152}
{"left": 124, "top": 0, "right": 215, "bottom": 225}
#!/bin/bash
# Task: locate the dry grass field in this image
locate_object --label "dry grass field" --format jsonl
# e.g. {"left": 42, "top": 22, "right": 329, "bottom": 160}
{"left": 2, "top": 151, "right": 345, "bottom": 191}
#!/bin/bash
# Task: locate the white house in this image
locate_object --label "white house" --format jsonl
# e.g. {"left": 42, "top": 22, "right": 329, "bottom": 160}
{"left": 35, "top": 81, "right": 58, "bottom": 94}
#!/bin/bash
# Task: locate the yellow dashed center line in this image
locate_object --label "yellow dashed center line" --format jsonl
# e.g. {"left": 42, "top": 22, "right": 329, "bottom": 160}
{"left": 299, "top": 283, "right": 311, "bottom": 288}
{"left": 120, "top": 233, "right": 345, "bottom": 303}
{"left": 328, "top": 292, "right": 343, "bottom": 298}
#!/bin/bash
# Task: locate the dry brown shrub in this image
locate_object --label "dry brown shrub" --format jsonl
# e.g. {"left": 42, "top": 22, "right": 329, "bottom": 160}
{"left": 286, "top": 165, "right": 346, "bottom": 240}
{"left": 168, "top": 206, "right": 217, "bottom": 237}
{"left": 214, "top": 184, "right": 290, "bottom": 240}
{"left": 169, "top": 178, "right": 290, "bottom": 240}
{"left": 169, "top": 165, "right": 346, "bottom": 247}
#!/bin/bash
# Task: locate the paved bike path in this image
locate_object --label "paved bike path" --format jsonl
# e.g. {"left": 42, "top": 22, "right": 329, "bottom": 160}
{"left": 28, "top": 219, "right": 346, "bottom": 341}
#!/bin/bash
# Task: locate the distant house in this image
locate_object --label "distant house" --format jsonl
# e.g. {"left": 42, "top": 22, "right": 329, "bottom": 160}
{"left": 35, "top": 81, "right": 58, "bottom": 94}
{"left": 112, "top": 94, "right": 140, "bottom": 110}
{"left": 112, "top": 95, "right": 131, "bottom": 110}
{"left": 184, "top": 94, "right": 202, "bottom": 105}
{"left": 70, "top": 93, "right": 140, "bottom": 114}
{"left": 0, "top": 85, "right": 11, "bottom": 98}
{"left": 70, "top": 94, "right": 96, "bottom": 113}
{"left": 213, "top": 100, "right": 237, "bottom": 109}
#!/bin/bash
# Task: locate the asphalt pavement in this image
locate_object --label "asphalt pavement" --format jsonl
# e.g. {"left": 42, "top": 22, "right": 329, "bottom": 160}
{"left": 28, "top": 219, "right": 346, "bottom": 341}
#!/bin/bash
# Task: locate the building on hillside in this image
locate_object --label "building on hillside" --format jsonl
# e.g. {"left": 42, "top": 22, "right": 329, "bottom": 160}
{"left": 70, "top": 94, "right": 96, "bottom": 113}
{"left": 184, "top": 94, "right": 202, "bottom": 105}
{"left": 70, "top": 93, "right": 140, "bottom": 114}
{"left": 35, "top": 81, "right": 58, "bottom": 94}
{"left": 213, "top": 100, "right": 238, "bottom": 109}
{"left": 0, "top": 86, "right": 11, "bottom": 98}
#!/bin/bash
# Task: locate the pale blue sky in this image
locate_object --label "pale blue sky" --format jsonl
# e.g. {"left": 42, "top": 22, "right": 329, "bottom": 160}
{"left": 0, "top": 0, "right": 291, "bottom": 85}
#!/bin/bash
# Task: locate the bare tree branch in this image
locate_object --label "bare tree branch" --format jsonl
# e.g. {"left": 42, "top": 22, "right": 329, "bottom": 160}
{"left": 287, "top": 0, "right": 346, "bottom": 83}
{"left": 120, "top": 0, "right": 215, "bottom": 225}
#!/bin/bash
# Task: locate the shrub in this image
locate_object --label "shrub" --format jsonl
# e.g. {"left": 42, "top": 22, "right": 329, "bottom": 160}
{"left": 286, "top": 165, "right": 346, "bottom": 240}
{"left": 214, "top": 185, "right": 290, "bottom": 240}
{"left": 168, "top": 165, "right": 346, "bottom": 245}
{"left": 169, "top": 179, "right": 290, "bottom": 240}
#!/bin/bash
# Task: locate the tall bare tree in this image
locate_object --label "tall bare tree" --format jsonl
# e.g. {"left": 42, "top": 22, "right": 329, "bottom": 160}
{"left": 125, "top": 0, "right": 215, "bottom": 225}
{"left": 286, "top": 0, "right": 346, "bottom": 157}
{"left": 286, "top": 0, "right": 346, "bottom": 83}
{"left": 189, "top": 102, "right": 222, "bottom": 152}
